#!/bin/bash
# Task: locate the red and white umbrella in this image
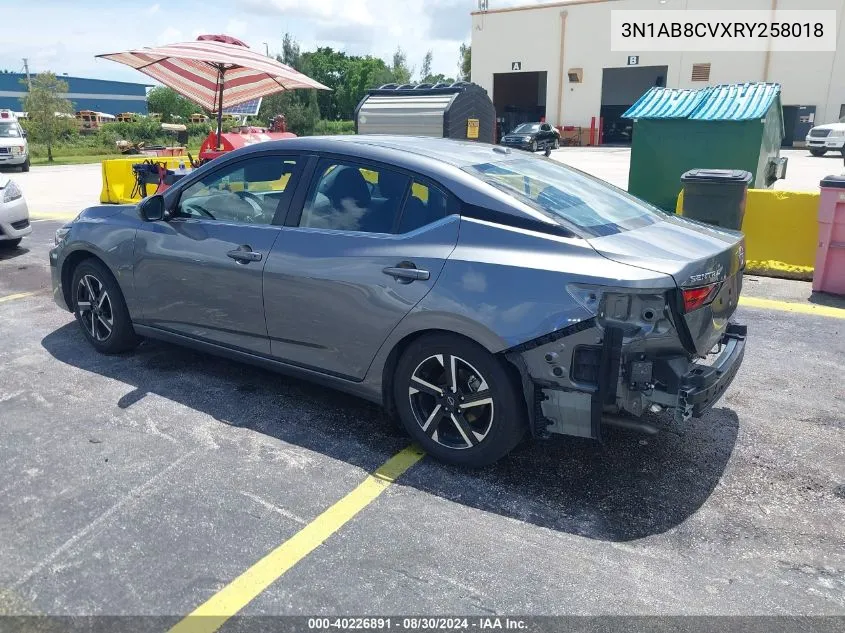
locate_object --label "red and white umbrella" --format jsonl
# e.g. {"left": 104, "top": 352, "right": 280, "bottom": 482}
{"left": 98, "top": 35, "right": 330, "bottom": 146}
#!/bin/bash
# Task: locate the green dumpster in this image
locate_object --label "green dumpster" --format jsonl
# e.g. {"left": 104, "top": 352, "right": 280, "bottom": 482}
{"left": 623, "top": 82, "right": 785, "bottom": 212}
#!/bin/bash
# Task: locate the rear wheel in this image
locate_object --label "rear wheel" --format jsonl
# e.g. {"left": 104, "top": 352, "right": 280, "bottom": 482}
{"left": 394, "top": 334, "right": 526, "bottom": 467}
{"left": 71, "top": 259, "right": 139, "bottom": 354}
{"left": 553, "top": 137, "right": 560, "bottom": 149}
{"left": 810, "top": 148, "right": 827, "bottom": 157}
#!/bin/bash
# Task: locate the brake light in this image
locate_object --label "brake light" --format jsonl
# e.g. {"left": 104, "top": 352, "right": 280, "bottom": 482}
{"left": 682, "top": 283, "right": 718, "bottom": 313}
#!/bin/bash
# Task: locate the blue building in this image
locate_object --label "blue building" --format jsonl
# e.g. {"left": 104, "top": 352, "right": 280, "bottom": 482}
{"left": 0, "top": 73, "right": 150, "bottom": 115}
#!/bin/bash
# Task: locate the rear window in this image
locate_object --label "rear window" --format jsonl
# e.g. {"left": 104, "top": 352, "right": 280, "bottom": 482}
{"left": 463, "top": 157, "right": 664, "bottom": 237}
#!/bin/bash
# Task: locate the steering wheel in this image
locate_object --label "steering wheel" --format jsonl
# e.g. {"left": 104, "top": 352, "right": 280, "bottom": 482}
{"left": 180, "top": 201, "right": 216, "bottom": 220}
{"left": 235, "top": 190, "right": 266, "bottom": 223}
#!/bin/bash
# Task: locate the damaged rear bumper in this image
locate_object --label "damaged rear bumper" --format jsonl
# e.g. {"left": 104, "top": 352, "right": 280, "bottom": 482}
{"left": 505, "top": 319, "right": 747, "bottom": 440}
{"left": 675, "top": 323, "right": 746, "bottom": 421}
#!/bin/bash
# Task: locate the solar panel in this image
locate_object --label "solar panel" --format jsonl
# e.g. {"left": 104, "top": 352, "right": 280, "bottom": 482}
{"left": 222, "top": 97, "right": 263, "bottom": 116}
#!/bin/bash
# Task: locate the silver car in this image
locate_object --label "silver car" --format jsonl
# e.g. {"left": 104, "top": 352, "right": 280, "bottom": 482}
{"left": 50, "top": 136, "right": 746, "bottom": 466}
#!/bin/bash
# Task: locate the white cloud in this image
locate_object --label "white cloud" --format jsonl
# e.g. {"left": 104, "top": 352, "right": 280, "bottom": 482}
{"left": 156, "top": 27, "right": 183, "bottom": 46}
{"left": 1, "top": 0, "right": 553, "bottom": 84}
{"left": 225, "top": 19, "right": 249, "bottom": 38}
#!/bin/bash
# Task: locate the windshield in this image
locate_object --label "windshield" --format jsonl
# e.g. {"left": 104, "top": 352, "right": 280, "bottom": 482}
{"left": 512, "top": 123, "right": 540, "bottom": 134}
{"left": 0, "top": 122, "right": 21, "bottom": 138}
{"left": 463, "top": 157, "right": 665, "bottom": 237}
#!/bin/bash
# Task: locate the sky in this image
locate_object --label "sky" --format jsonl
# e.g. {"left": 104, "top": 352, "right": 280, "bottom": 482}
{"left": 0, "top": 0, "right": 539, "bottom": 85}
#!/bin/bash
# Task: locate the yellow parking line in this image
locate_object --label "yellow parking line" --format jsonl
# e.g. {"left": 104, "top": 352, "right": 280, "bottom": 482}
{"left": 739, "top": 296, "right": 845, "bottom": 319}
{"left": 0, "top": 291, "right": 39, "bottom": 303}
{"left": 168, "top": 445, "right": 426, "bottom": 633}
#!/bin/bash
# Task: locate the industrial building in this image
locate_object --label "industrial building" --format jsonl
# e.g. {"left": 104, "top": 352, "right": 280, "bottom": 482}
{"left": 0, "top": 73, "right": 150, "bottom": 116}
{"left": 471, "top": 0, "right": 845, "bottom": 145}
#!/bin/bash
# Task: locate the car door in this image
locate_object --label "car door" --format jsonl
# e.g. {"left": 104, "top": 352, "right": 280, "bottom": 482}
{"left": 133, "top": 152, "right": 304, "bottom": 354}
{"left": 263, "top": 158, "right": 460, "bottom": 380}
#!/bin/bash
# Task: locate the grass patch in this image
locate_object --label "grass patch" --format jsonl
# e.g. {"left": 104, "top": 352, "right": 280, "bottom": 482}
{"left": 31, "top": 153, "right": 121, "bottom": 166}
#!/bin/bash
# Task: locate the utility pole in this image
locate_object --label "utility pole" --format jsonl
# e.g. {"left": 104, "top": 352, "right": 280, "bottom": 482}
{"left": 263, "top": 42, "right": 269, "bottom": 57}
{"left": 22, "top": 58, "right": 31, "bottom": 90}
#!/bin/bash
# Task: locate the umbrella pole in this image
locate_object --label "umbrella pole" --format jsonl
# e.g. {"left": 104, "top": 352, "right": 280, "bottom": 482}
{"left": 216, "top": 67, "right": 224, "bottom": 150}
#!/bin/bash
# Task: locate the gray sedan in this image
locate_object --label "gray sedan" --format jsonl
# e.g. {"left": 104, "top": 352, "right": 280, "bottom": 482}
{"left": 50, "top": 136, "right": 746, "bottom": 466}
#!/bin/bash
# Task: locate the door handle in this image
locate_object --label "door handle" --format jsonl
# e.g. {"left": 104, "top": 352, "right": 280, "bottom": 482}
{"left": 383, "top": 265, "right": 430, "bottom": 282}
{"left": 227, "top": 247, "right": 263, "bottom": 263}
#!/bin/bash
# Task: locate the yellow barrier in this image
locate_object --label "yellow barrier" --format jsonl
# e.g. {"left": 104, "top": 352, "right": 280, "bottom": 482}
{"left": 677, "top": 189, "right": 818, "bottom": 280}
{"left": 100, "top": 156, "right": 186, "bottom": 204}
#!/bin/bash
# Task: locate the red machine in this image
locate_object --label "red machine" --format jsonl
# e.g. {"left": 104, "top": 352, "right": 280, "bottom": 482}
{"left": 198, "top": 115, "right": 296, "bottom": 162}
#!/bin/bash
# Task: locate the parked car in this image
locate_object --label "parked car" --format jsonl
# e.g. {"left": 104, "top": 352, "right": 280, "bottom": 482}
{"left": 0, "top": 175, "right": 31, "bottom": 247}
{"left": 499, "top": 122, "right": 559, "bottom": 152}
{"left": 805, "top": 121, "right": 845, "bottom": 156}
{"left": 50, "top": 136, "right": 746, "bottom": 466}
{"left": 0, "top": 111, "right": 30, "bottom": 172}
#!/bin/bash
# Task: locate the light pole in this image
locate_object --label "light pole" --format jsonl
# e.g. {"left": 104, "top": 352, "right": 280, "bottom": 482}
{"left": 263, "top": 42, "right": 269, "bottom": 57}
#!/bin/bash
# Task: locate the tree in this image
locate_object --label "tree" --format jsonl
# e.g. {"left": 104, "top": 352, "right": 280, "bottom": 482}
{"left": 146, "top": 86, "right": 197, "bottom": 122}
{"left": 336, "top": 56, "right": 393, "bottom": 119}
{"left": 420, "top": 50, "right": 432, "bottom": 82}
{"left": 459, "top": 43, "right": 471, "bottom": 82}
{"left": 391, "top": 46, "right": 413, "bottom": 84}
{"left": 19, "top": 72, "right": 75, "bottom": 163}
{"left": 281, "top": 32, "right": 301, "bottom": 69}
{"left": 424, "top": 73, "right": 455, "bottom": 86}
{"left": 300, "top": 47, "right": 352, "bottom": 119}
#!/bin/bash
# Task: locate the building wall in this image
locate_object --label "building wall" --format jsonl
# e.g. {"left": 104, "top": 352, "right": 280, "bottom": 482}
{"left": 471, "top": 0, "right": 845, "bottom": 128}
{"left": 0, "top": 73, "right": 149, "bottom": 115}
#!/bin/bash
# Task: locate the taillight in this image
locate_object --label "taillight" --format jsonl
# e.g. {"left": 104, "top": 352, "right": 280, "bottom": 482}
{"left": 682, "top": 283, "right": 718, "bottom": 313}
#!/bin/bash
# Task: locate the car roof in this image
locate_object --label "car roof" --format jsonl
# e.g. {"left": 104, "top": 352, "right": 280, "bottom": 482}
{"left": 237, "top": 135, "right": 517, "bottom": 169}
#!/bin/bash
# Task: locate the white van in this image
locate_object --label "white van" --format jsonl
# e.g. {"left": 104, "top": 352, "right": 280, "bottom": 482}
{"left": 805, "top": 121, "right": 845, "bottom": 157}
{"left": 0, "top": 110, "right": 29, "bottom": 172}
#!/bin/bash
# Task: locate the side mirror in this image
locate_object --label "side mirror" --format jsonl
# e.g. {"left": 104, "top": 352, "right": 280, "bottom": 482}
{"left": 139, "top": 195, "right": 165, "bottom": 221}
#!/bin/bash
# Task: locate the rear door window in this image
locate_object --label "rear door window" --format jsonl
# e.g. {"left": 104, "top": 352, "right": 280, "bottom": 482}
{"left": 397, "top": 179, "right": 448, "bottom": 233}
{"left": 299, "top": 159, "right": 410, "bottom": 234}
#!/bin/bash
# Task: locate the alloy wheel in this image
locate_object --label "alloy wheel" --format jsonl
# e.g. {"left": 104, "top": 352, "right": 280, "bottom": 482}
{"left": 76, "top": 274, "right": 114, "bottom": 342}
{"left": 408, "top": 354, "right": 494, "bottom": 450}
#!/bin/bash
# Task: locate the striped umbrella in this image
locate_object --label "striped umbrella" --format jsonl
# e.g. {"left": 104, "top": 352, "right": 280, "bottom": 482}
{"left": 98, "top": 35, "right": 330, "bottom": 148}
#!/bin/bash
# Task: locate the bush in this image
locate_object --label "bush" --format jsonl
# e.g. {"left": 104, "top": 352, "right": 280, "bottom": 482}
{"left": 313, "top": 120, "right": 355, "bottom": 135}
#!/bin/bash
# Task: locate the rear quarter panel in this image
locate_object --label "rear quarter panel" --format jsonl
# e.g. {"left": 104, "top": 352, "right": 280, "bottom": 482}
{"left": 362, "top": 216, "right": 676, "bottom": 393}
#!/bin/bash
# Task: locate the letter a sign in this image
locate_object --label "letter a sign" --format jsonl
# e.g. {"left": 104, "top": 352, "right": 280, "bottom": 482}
{"left": 511, "top": 61, "right": 521, "bottom": 71}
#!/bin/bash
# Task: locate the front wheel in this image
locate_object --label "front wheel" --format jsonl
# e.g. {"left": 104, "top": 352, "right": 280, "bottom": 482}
{"left": 810, "top": 148, "right": 827, "bottom": 157}
{"left": 394, "top": 334, "right": 526, "bottom": 467}
{"left": 530, "top": 140, "right": 537, "bottom": 152}
{"left": 0, "top": 238, "right": 22, "bottom": 248}
{"left": 71, "top": 259, "right": 139, "bottom": 354}
{"left": 20, "top": 158, "right": 30, "bottom": 172}
{"left": 553, "top": 137, "right": 560, "bottom": 149}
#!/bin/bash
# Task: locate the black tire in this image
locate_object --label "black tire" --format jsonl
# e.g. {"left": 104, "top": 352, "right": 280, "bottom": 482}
{"left": 394, "top": 333, "right": 526, "bottom": 467}
{"left": 70, "top": 258, "right": 139, "bottom": 354}
{"left": 20, "top": 158, "right": 30, "bottom": 172}
{"left": 810, "top": 149, "right": 827, "bottom": 157}
{"left": 553, "top": 137, "right": 560, "bottom": 149}
{"left": 0, "top": 238, "right": 22, "bottom": 248}
{"left": 530, "top": 140, "right": 538, "bottom": 152}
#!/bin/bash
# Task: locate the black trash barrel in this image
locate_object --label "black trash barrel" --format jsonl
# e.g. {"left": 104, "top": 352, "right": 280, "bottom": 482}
{"left": 680, "top": 169, "right": 752, "bottom": 230}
